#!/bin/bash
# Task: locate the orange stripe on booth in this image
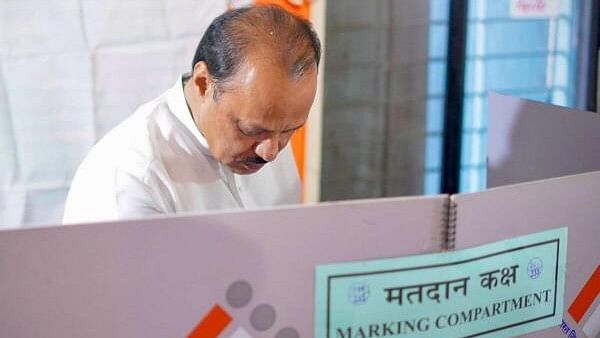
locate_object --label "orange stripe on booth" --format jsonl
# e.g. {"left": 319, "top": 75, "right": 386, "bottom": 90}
{"left": 188, "top": 304, "right": 232, "bottom": 338}
{"left": 568, "top": 265, "right": 600, "bottom": 323}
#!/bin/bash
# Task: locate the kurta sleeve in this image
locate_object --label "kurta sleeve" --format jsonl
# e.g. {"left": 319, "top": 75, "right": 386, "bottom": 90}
{"left": 114, "top": 164, "right": 175, "bottom": 219}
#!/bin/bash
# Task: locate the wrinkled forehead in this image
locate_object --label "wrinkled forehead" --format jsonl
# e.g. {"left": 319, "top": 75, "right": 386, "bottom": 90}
{"left": 219, "top": 64, "right": 316, "bottom": 129}
{"left": 218, "top": 47, "right": 317, "bottom": 88}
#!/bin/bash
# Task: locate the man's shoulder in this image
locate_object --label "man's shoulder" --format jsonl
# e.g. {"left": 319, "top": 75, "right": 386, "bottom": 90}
{"left": 82, "top": 92, "right": 176, "bottom": 172}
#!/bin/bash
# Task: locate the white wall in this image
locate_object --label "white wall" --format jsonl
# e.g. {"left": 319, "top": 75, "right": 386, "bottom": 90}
{"left": 0, "top": 0, "right": 227, "bottom": 228}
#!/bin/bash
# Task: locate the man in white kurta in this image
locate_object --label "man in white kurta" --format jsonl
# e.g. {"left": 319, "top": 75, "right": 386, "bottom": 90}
{"left": 63, "top": 6, "right": 320, "bottom": 223}
{"left": 63, "top": 76, "right": 300, "bottom": 223}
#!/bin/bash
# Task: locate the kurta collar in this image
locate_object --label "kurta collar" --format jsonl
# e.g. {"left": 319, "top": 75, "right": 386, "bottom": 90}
{"left": 167, "top": 74, "right": 211, "bottom": 154}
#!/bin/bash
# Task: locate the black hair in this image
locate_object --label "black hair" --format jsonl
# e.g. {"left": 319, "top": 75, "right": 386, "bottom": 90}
{"left": 192, "top": 5, "right": 321, "bottom": 98}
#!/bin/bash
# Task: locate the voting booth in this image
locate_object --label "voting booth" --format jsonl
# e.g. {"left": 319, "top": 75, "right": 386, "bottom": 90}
{"left": 487, "top": 92, "right": 600, "bottom": 188}
{"left": 1, "top": 95, "right": 600, "bottom": 337}
{"left": 484, "top": 93, "right": 600, "bottom": 337}
{"left": 1, "top": 173, "right": 598, "bottom": 337}
{"left": 0, "top": 196, "right": 447, "bottom": 337}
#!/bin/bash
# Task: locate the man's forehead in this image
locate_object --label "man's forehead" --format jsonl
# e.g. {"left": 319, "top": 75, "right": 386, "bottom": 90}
{"left": 236, "top": 113, "right": 305, "bottom": 131}
{"left": 238, "top": 66, "right": 256, "bottom": 86}
{"left": 216, "top": 63, "right": 282, "bottom": 100}
{"left": 216, "top": 53, "right": 316, "bottom": 130}
{"left": 229, "top": 48, "right": 300, "bottom": 82}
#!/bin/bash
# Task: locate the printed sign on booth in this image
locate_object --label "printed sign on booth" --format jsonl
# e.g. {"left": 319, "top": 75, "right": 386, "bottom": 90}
{"left": 315, "top": 228, "right": 567, "bottom": 338}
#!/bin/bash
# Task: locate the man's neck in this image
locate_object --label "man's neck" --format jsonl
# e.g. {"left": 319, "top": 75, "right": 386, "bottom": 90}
{"left": 182, "top": 76, "right": 198, "bottom": 126}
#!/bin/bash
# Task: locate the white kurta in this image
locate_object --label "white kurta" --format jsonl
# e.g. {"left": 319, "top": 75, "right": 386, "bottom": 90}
{"left": 63, "top": 76, "right": 301, "bottom": 224}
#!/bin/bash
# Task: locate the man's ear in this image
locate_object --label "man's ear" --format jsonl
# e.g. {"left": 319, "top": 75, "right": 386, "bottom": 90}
{"left": 192, "top": 61, "right": 214, "bottom": 99}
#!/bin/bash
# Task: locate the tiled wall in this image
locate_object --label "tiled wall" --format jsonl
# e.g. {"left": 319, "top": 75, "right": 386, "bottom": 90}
{"left": 0, "top": 0, "right": 227, "bottom": 227}
{"left": 321, "top": 0, "right": 432, "bottom": 200}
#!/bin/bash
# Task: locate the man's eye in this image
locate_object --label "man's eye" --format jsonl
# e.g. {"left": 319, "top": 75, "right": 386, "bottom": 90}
{"left": 239, "top": 127, "right": 261, "bottom": 137}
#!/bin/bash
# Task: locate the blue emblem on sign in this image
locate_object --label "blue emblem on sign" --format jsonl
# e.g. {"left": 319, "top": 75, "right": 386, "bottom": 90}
{"left": 527, "top": 257, "right": 543, "bottom": 279}
{"left": 348, "top": 282, "right": 370, "bottom": 305}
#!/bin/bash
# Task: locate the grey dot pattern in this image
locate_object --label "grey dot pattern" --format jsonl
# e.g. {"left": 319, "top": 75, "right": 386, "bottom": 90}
{"left": 250, "top": 304, "right": 276, "bottom": 331}
{"left": 275, "top": 327, "right": 300, "bottom": 338}
{"left": 226, "top": 280, "right": 252, "bottom": 308}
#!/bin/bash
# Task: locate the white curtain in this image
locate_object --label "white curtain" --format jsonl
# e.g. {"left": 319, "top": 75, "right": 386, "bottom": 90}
{"left": 0, "top": 0, "right": 227, "bottom": 228}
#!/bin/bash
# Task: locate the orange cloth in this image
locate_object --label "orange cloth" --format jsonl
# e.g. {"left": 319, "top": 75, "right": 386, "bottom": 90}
{"left": 255, "top": 0, "right": 310, "bottom": 19}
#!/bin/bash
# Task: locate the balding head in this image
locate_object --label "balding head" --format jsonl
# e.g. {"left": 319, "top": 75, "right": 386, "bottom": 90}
{"left": 192, "top": 5, "right": 321, "bottom": 98}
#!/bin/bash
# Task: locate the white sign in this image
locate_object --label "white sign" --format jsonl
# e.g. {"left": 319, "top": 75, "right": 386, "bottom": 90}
{"left": 510, "top": 0, "right": 559, "bottom": 18}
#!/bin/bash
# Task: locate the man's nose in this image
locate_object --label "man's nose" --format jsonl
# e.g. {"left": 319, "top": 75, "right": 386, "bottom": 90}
{"left": 255, "top": 137, "right": 279, "bottom": 162}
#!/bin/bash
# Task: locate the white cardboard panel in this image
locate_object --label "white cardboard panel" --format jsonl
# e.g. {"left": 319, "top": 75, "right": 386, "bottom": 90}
{"left": 1, "top": 0, "right": 222, "bottom": 228}
{"left": 174, "top": 38, "right": 203, "bottom": 73}
{"left": 0, "top": 195, "right": 448, "bottom": 337}
{"left": 582, "top": 302, "right": 600, "bottom": 338}
{"left": 0, "top": 187, "right": 25, "bottom": 229}
{"left": 0, "top": 8, "right": 7, "bottom": 59}
{"left": 0, "top": 0, "right": 86, "bottom": 57}
{"left": 164, "top": 0, "right": 226, "bottom": 38}
{"left": 93, "top": 41, "right": 192, "bottom": 138}
{"left": 81, "top": 0, "right": 168, "bottom": 49}
{"left": 22, "top": 187, "right": 69, "bottom": 226}
{"left": 0, "top": 65, "right": 18, "bottom": 188}
{"left": 454, "top": 171, "right": 600, "bottom": 337}
{"left": 2, "top": 53, "right": 95, "bottom": 185}
{"left": 487, "top": 93, "right": 600, "bottom": 187}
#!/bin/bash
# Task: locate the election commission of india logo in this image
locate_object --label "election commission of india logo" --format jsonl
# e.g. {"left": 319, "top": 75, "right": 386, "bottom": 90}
{"left": 348, "top": 282, "right": 370, "bottom": 305}
{"left": 187, "top": 280, "right": 300, "bottom": 338}
{"left": 527, "top": 257, "right": 543, "bottom": 279}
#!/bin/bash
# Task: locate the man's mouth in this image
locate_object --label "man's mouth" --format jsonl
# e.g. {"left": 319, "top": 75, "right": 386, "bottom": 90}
{"left": 236, "top": 157, "right": 268, "bottom": 172}
{"left": 245, "top": 157, "right": 268, "bottom": 165}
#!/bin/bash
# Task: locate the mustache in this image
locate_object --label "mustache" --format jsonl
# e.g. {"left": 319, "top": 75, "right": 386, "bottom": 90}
{"left": 244, "top": 156, "right": 268, "bottom": 165}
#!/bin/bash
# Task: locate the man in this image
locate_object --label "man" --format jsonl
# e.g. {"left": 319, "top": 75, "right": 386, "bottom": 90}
{"left": 63, "top": 5, "right": 321, "bottom": 223}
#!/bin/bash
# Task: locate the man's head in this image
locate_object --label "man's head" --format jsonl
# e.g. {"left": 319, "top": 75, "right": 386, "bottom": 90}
{"left": 184, "top": 5, "right": 321, "bottom": 175}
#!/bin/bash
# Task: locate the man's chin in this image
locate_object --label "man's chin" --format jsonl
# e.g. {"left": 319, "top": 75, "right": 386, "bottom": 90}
{"left": 228, "top": 162, "right": 266, "bottom": 175}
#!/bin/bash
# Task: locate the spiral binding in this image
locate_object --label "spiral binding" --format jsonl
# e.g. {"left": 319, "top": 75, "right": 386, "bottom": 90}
{"left": 443, "top": 197, "right": 458, "bottom": 251}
